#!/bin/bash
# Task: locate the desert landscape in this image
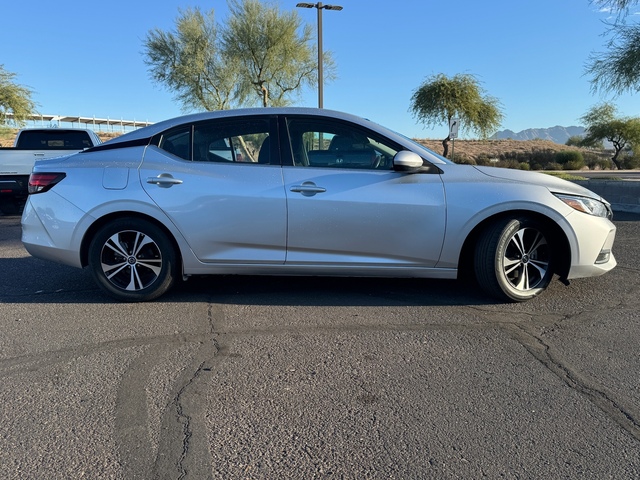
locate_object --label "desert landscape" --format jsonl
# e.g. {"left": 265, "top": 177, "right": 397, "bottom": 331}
{"left": 1, "top": 127, "right": 612, "bottom": 170}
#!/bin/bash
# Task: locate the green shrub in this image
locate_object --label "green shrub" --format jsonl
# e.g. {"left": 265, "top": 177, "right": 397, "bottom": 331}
{"left": 583, "top": 152, "right": 609, "bottom": 170}
{"left": 564, "top": 160, "right": 583, "bottom": 170}
{"left": 621, "top": 155, "right": 640, "bottom": 169}
{"left": 545, "top": 162, "right": 563, "bottom": 171}
{"left": 475, "top": 154, "right": 493, "bottom": 166}
{"left": 565, "top": 135, "right": 584, "bottom": 147}
{"left": 453, "top": 154, "right": 475, "bottom": 165}
{"left": 543, "top": 171, "right": 588, "bottom": 181}
{"left": 495, "top": 159, "right": 522, "bottom": 169}
{"left": 529, "top": 149, "right": 556, "bottom": 166}
{"left": 554, "top": 150, "right": 584, "bottom": 169}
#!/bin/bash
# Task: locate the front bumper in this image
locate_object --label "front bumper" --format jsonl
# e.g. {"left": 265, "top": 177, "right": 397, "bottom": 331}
{"left": 565, "top": 211, "right": 617, "bottom": 279}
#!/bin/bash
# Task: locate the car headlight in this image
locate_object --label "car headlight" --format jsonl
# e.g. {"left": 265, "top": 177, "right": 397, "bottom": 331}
{"left": 554, "top": 194, "right": 611, "bottom": 219}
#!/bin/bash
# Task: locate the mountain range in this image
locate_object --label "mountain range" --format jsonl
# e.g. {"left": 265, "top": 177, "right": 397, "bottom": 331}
{"left": 491, "top": 126, "right": 585, "bottom": 144}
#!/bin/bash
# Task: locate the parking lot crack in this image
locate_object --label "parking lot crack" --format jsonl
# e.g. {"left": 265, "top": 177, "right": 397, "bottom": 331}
{"left": 153, "top": 354, "right": 215, "bottom": 479}
{"left": 152, "top": 300, "right": 225, "bottom": 479}
{"left": 505, "top": 323, "right": 640, "bottom": 443}
{"left": 175, "top": 361, "right": 206, "bottom": 480}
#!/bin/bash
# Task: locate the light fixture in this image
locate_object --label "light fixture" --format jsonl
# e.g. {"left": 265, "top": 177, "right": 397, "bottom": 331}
{"left": 296, "top": 2, "right": 343, "bottom": 108}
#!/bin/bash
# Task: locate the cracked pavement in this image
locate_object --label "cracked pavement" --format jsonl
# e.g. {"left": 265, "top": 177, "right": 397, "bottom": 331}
{"left": 0, "top": 212, "right": 639, "bottom": 478}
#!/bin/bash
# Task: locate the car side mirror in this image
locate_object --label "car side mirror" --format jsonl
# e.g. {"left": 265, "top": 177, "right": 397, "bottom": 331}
{"left": 393, "top": 150, "right": 424, "bottom": 172}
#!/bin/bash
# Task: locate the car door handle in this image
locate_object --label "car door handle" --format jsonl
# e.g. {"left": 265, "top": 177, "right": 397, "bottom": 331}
{"left": 146, "top": 174, "right": 183, "bottom": 188}
{"left": 290, "top": 182, "right": 326, "bottom": 197}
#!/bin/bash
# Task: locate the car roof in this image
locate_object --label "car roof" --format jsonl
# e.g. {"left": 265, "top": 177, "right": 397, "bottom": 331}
{"left": 101, "top": 107, "right": 372, "bottom": 146}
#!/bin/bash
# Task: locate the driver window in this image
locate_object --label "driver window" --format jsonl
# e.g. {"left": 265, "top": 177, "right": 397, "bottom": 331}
{"left": 286, "top": 117, "right": 399, "bottom": 170}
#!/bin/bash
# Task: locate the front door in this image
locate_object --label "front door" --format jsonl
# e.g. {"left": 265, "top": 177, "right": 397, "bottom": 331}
{"left": 282, "top": 116, "right": 446, "bottom": 268}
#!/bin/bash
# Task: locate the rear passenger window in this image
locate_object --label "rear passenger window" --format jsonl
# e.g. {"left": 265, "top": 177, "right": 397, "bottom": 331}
{"left": 159, "top": 119, "right": 273, "bottom": 164}
{"left": 159, "top": 127, "right": 191, "bottom": 160}
{"left": 194, "top": 119, "right": 271, "bottom": 164}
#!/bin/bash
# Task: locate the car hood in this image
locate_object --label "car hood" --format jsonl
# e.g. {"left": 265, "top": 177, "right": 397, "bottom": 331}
{"left": 472, "top": 166, "right": 608, "bottom": 203}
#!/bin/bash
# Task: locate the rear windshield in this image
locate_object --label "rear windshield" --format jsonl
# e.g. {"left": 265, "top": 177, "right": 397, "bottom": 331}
{"left": 16, "top": 130, "right": 94, "bottom": 149}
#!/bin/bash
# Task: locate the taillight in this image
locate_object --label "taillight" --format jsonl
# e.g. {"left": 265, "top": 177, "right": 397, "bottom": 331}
{"left": 28, "top": 173, "right": 66, "bottom": 194}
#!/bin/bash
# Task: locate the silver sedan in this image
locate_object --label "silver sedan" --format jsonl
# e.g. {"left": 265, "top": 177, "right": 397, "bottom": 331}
{"left": 21, "top": 108, "right": 616, "bottom": 302}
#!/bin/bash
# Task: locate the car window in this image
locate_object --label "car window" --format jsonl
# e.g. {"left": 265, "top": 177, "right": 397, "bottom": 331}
{"left": 285, "top": 117, "right": 400, "bottom": 170}
{"left": 194, "top": 119, "right": 271, "bottom": 164}
{"left": 17, "top": 130, "right": 96, "bottom": 150}
{"left": 159, "top": 127, "right": 191, "bottom": 160}
{"left": 158, "top": 119, "right": 272, "bottom": 164}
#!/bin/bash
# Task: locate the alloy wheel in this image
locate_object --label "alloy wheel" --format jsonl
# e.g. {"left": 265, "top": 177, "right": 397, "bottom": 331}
{"left": 502, "top": 227, "right": 550, "bottom": 291}
{"left": 100, "top": 230, "right": 163, "bottom": 291}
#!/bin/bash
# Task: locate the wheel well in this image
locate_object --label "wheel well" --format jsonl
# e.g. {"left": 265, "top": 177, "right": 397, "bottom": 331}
{"left": 80, "top": 212, "right": 183, "bottom": 269}
{"left": 457, "top": 210, "right": 571, "bottom": 281}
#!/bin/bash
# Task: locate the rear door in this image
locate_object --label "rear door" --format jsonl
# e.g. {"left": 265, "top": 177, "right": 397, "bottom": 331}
{"left": 140, "top": 116, "right": 287, "bottom": 264}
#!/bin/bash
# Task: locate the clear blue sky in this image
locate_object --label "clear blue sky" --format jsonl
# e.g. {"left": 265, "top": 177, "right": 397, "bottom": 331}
{"left": 2, "top": 0, "right": 639, "bottom": 139}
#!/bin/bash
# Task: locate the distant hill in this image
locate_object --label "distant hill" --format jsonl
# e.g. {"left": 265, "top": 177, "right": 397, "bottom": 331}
{"left": 491, "top": 126, "right": 585, "bottom": 144}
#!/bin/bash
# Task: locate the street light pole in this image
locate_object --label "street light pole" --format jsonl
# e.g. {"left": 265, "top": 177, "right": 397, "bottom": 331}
{"left": 317, "top": 4, "right": 323, "bottom": 108}
{"left": 296, "top": 2, "right": 343, "bottom": 108}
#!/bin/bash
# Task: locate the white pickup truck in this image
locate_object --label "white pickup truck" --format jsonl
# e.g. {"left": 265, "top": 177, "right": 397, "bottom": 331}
{"left": 0, "top": 128, "right": 102, "bottom": 213}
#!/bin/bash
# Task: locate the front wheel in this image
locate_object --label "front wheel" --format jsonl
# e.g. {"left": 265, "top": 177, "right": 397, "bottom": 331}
{"left": 474, "top": 217, "right": 555, "bottom": 302}
{"left": 88, "top": 218, "right": 178, "bottom": 302}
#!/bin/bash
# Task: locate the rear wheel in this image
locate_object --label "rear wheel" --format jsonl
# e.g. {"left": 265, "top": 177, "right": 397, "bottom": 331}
{"left": 88, "top": 218, "right": 177, "bottom": 301}
{"left": 475, "top": 217, "right": 554, "bottom": 302}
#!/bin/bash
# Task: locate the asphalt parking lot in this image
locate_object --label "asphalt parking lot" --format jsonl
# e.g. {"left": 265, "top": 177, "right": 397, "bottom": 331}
{"left": 0, "top": 211, "right": 639, "bottom": 478}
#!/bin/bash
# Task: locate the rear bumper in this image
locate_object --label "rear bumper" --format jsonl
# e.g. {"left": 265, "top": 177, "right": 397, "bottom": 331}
{"left": 0, "top": 175, "right": 29, "bottom": 197}
{"left": 21, "top": 193, "right": 87, "bottom": 268}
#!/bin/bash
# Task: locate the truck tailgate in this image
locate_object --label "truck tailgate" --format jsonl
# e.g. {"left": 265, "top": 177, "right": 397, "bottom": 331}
{"left": 0, "top": 149, "right": 77, "bottom": 176}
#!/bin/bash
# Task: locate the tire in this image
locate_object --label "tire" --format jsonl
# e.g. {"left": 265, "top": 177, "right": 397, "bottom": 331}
{"left": 474, "top": 217, "right": 554, "bottom": 302}
{"left": 88, "top": 218, "right": 177, "bottom": 302}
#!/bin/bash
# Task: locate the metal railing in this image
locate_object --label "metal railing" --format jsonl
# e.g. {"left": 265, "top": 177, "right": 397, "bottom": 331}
{"left": 2, "top": 113, "right": 153, "bottom": 133}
